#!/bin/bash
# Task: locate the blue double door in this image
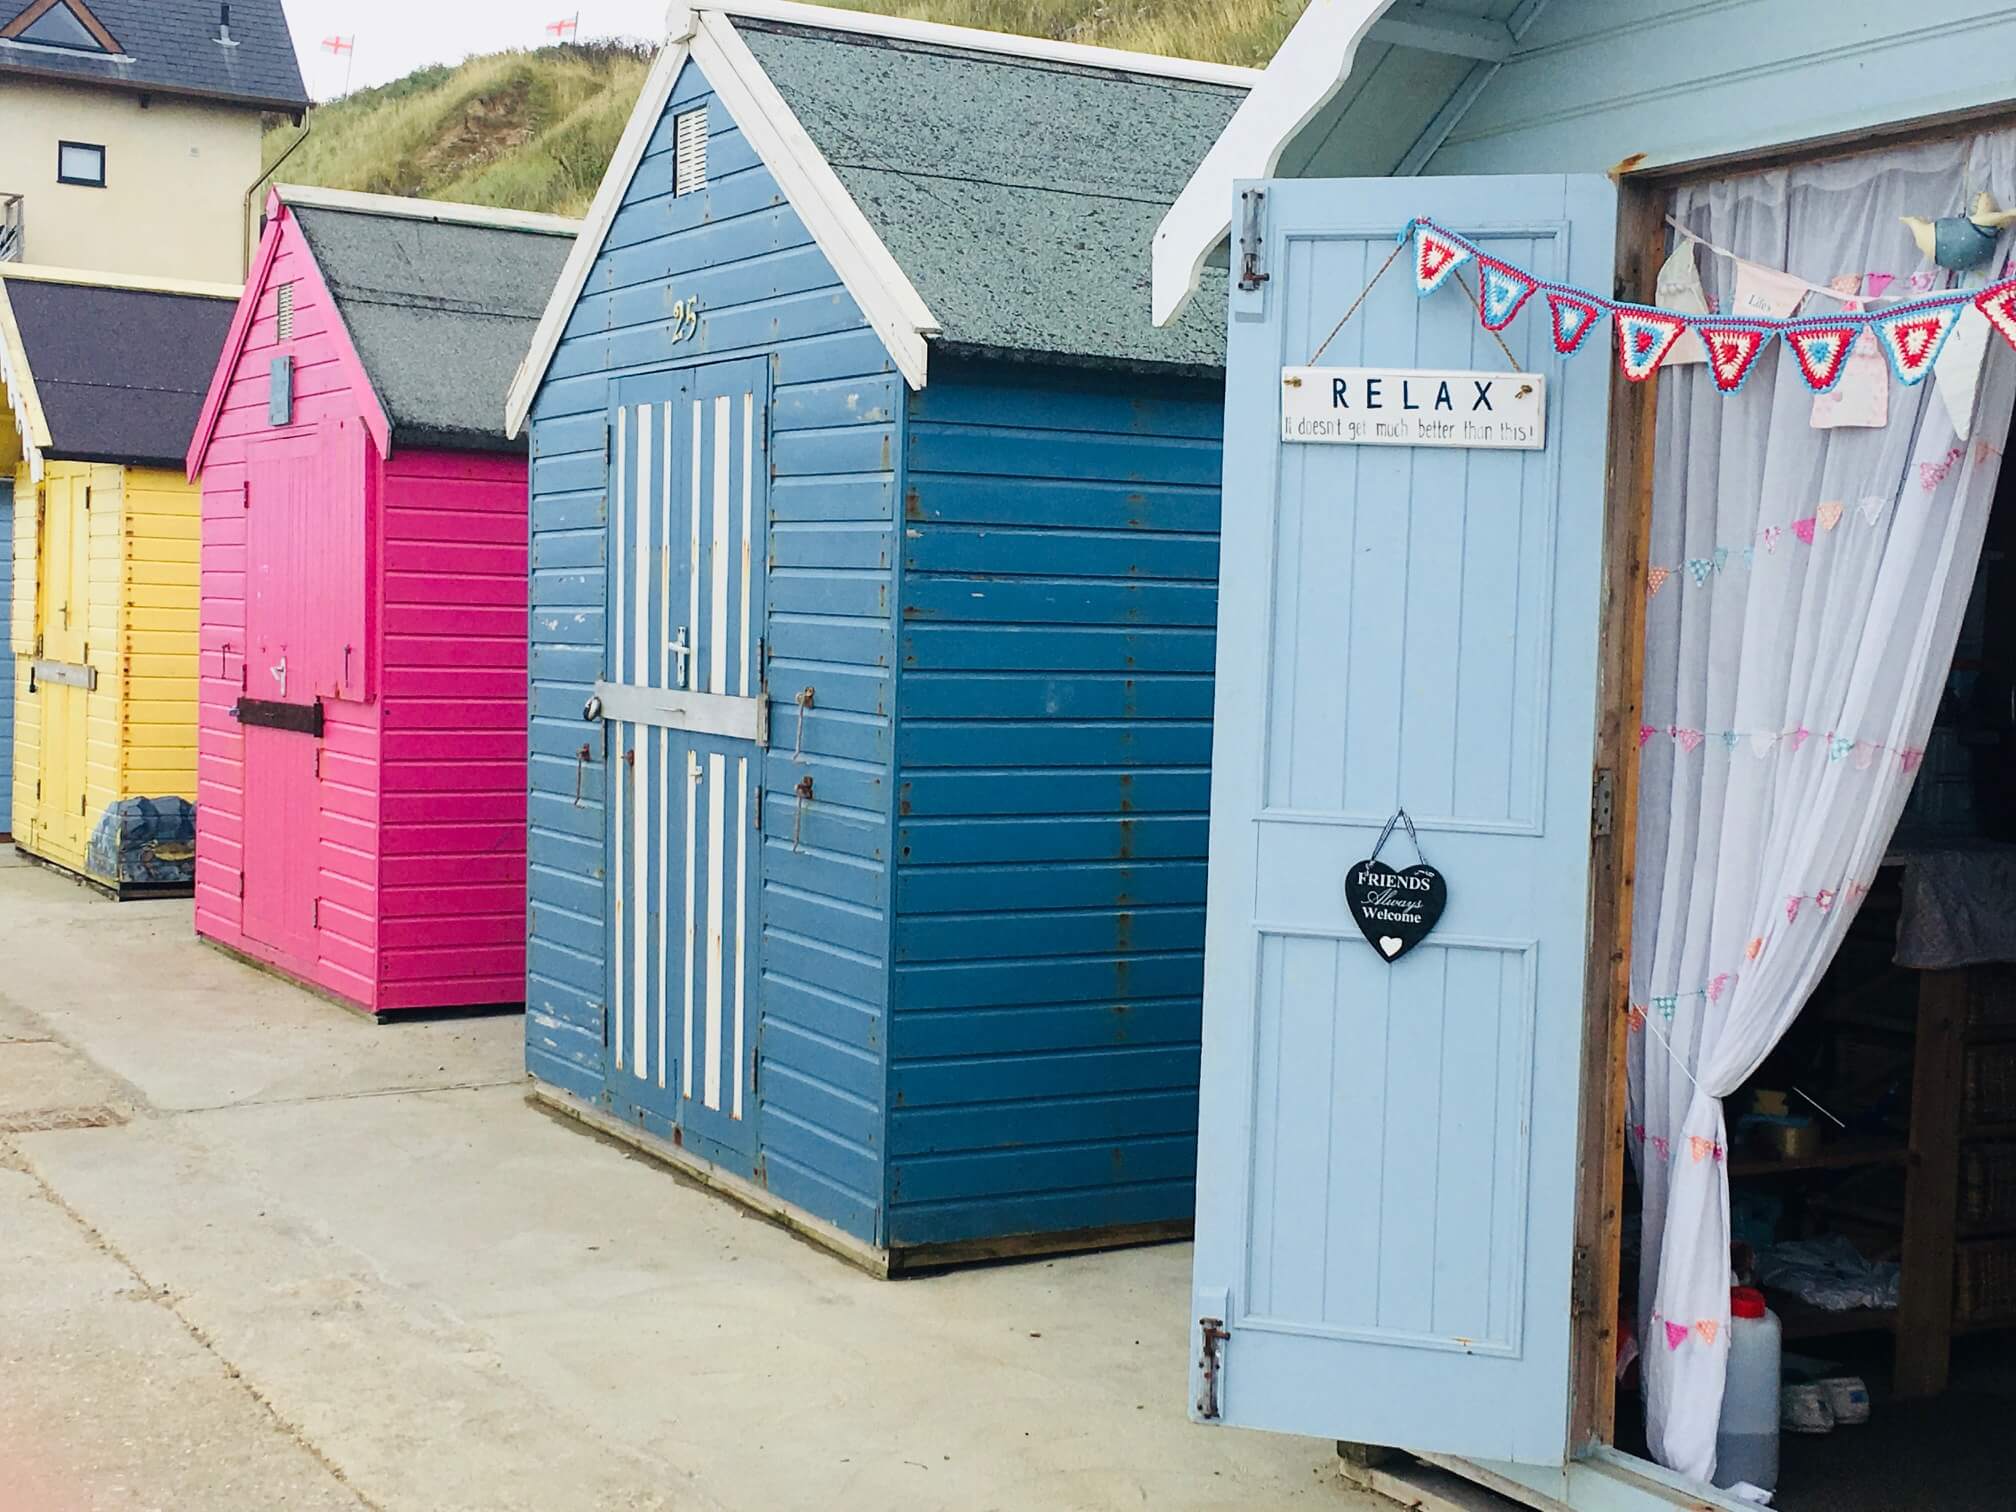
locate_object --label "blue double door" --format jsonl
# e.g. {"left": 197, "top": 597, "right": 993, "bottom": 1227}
{"left": 598, "top": 357, "right": 769, "bottom": 1173}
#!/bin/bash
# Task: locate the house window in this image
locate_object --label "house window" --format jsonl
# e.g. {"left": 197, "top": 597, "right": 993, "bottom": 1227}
{"left": 57, "top": 141, "right": 106, "bottom": 187}
{"left": 674, "top": 109, "right": 708, "bottom": 196}
{"left": 276, "top": 281, "right": 295, "bottom": 340}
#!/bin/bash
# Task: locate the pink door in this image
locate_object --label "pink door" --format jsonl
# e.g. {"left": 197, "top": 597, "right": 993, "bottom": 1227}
{"left": 240, "top": 434, "right": 321, "bottom": 959}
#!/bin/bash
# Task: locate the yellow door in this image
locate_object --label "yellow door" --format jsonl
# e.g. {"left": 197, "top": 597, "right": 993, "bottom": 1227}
{"left": 30, "top": 474, "right": 89, "bottom": 865}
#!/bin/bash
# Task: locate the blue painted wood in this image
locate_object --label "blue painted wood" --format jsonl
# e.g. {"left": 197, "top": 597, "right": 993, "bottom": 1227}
{"left": 1427, "top": 0, "right": 2016, "bottom": 175}
{"left": 525, "top": 57, "right": 897, "bottom": 1244}
{"left": 0, "top": 478, "right": 11, "bottom": 837}
{"left": 1190, "top": 174, "right": 1614, "bottom": 1463}
{"left": 887, "top": 359, "right": 1222, "bottom": 1250}
{"left": 527, "top": 57, "right": 1230, "bottom": 1260}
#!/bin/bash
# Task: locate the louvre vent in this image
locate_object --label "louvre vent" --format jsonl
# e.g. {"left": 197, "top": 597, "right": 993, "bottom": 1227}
{"left": 276, "top": 280, "right": 294, "bottom": 340}
{"left": 674, "top": 109, "right": 708, "bottom": 196}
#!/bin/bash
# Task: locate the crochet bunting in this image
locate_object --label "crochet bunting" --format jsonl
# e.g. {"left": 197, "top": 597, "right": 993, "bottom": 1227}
{"left": 1696, "top": 322, "right": 1776, "bottom": 393}
{"left": 1978, "top": 281, "right": 2016, "bottom": 352}
{"left": 1616, "top": 307, "right": 1690, "bottom": 382}
{"left": 1783, "top": 323, "right": 1859, "bottom": 394}
{"left": 1476, "top": 256, "right": 1539, "bottom": 331}
{"left": 1873, "top": 303, "right": 1962, "bottom": 386}
{"left": 1547, "top": 288, "right": 1607, "bottom": 355}
{"left": 1414, "top": 223, "right": 1472, "bottom": 296}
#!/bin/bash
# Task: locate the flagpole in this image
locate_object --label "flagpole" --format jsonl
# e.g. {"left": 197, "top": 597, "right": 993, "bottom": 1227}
{"left": 344, "top": 39, "right": 356, "bottom": 97}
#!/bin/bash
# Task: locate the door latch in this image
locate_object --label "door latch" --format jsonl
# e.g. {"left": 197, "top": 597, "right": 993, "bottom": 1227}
{"left": 270, "top": 655, "right": 288, "bottom": 697}
{"left": 1196, "top": 1316, "right": 1231, "bottom": 1420}
{"left": 1237, "top": 188, "right": 1269, "bottom": 291}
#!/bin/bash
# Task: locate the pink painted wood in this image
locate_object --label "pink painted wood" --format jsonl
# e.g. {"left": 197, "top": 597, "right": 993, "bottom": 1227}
{"left": 190, "top": 194, "right": 527, "bottom": 1014}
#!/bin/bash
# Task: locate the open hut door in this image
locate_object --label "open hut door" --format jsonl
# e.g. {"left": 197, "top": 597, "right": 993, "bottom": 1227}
{"left": 1192, "top": 173, "right": 1618, "bottom": 1466}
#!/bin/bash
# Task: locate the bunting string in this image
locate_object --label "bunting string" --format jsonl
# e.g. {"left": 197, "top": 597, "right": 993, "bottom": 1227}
{"left": 1396, "top": 218, "right": 2016, "bottom": 390}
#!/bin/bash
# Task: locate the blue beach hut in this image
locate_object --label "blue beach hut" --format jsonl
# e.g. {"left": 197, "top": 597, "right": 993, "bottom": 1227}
{"left": 507, "top": 0, "right": 1251, "bottom": 1271}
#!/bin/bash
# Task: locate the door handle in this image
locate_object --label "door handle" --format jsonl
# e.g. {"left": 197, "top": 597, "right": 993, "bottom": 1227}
{"left": 270, "top": 655, "right": 287, "bottom": 697}
{"left": 669, "top": 626, "right": 691, "bottom": 690}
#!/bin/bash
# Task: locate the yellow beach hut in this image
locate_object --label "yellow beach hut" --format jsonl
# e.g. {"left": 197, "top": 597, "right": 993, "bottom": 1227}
{"left": 0, "top": 264, "right": 235, "bottom": 895}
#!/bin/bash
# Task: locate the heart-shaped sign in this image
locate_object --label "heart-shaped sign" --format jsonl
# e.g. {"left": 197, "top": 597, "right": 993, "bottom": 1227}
{"left": 1344, "top": 858, "right": 1448, "bottom": 964}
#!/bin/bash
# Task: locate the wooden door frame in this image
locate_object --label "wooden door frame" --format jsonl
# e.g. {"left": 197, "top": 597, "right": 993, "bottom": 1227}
{"left": 1565, "top": 104, "right": 2016, "bottom": 1455}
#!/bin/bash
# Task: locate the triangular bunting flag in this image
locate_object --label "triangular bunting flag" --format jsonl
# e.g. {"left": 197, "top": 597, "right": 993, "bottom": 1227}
{"left": 1476, "top": 256, "right": 1539, "bottom": 331}
{"left": 1784, "top": 323, "right": 1859, "bottom": 394}
{"left": 1616, "top": 307, "right": 1690, "bottom": 382}
{"left": 1647, "top": 566, "right": 1671, "bottom": 597}
{"left": 1697, "top": 322, "right": 1776, "bottom": 393}
{"left": 1547, "top": 289, "right": 1606, "bottom": 355}
{"left": 1413, "top": 223, "right": 1473, "bottom": 296}
{"left": 1976, "top": 281, "right": 2016, "bottom": 353}
{"left": 1874, "top": 302, "right": 1964, "bottom": 386}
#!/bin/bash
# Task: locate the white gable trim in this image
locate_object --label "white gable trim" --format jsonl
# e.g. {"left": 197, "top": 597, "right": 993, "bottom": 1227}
{"left": 0, "top": 277, "right": 53, "bottom": 484}
{"left": 508, "top": 5, "right": 942, "bottom": 436}
{"left": 1152, "top": 0, "right": 1397, "bottom": 327}
{"left": 507, "top": 25, "right": 695, "bottom": 438}
{"left": 715, "top": 0, "right": 1260, "bottom": 88}
{"left": 694, "top": 7, "right": 938, "bottom": 386}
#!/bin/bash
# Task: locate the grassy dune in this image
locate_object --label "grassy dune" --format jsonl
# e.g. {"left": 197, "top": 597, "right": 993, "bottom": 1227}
{"left": 263, "top": 2, "right": 1293, "bottom": 217}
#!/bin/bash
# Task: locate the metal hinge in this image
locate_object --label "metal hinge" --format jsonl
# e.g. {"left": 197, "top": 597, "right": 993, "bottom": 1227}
{"left": 1237, "top": 188, "right": 1269, "bottom": 291}
{"left": 240, "top": 483, "right": 250, "bottom": 510}
{"left": 34, "top": 780, "right": 40, "bottom": 799}
{"left": 1196, "top": 1317, "right": 1231, "bottom": 1420}
{"left": 79, "top": 793, "right": 86, "bottom": 816}
{"left": 237, "top": 873, "right": 245, "bottom": 899}
{"left": 1591, "top": 768, "right": 1614, "bottom": 839}
{"left": 1570, "top": 1243, "right": 1597, "bottom": 1319}
{"left": 753, "top": 784, "right": 763, "bottom": 829}
{"left": 314, "top": 748, "right": 323, "bottom": 780}
{"left": 311, "top": 898, "right": 319, "bottom": 928}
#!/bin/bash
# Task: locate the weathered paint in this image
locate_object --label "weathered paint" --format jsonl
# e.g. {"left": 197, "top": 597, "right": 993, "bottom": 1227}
{"left": 11, "top": 460, "right": 199, "bottom": 887}
{"left": 193, "top": 204, "right": 528, "bottom": 1013}
{"left": 889, "top": 360, "right": 1221, "bottom": 1248}
{"left": 528, "top": 58, "right": 899, "bottom": 1240}
{"left": 526, "top": 48, "right": 1226, "bottom": 1259}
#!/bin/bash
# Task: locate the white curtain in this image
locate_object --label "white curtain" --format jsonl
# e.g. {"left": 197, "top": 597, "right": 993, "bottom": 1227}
{"left": 1631, "top": 130, "right": 2016, "bottom": 1480}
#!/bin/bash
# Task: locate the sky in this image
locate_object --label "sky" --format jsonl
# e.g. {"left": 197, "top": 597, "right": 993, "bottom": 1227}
{"left": 279, "top": 0, "right": 673, "bottom": 98}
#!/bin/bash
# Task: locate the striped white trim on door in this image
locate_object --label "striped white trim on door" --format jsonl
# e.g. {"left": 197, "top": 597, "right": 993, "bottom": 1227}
{"left": 608, "top": 378, "right": 762, "bottom": 1122}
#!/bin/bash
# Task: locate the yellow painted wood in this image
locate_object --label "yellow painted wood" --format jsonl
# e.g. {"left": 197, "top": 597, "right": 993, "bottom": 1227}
{"left": 9, "top": 462, "right": 201, "bottom": 882}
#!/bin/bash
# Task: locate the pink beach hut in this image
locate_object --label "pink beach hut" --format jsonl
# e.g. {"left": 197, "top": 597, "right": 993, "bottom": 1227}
{"left": 186, "top": 186, "right": 576, "bottom": 1014}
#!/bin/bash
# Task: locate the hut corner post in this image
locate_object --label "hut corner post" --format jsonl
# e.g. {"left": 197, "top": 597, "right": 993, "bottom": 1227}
{"left": 1568, "top": 175, "right": 1664, "bottom": 1454}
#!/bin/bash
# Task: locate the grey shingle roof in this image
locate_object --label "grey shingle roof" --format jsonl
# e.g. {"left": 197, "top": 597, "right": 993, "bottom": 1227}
{"left": 292, "top": 204, "right": 576, "bottom": 454}
{"left": 0, "top": 0, "right": 307, "bottom": 112}
{"left": 4, "top": 276, "right": 234, "bottom": 466}
{"left": 736, "top": 18, "right": 1241, "bottom": 374}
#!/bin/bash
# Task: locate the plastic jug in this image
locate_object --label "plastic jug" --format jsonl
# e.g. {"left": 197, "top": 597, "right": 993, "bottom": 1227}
{"left": 1714, "top": 1286, "right": 1781, "bottom": 1491}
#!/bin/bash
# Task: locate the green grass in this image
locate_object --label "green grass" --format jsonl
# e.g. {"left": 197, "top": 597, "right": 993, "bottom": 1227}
{"left": 262, "top": 4, "right": 1298, "bottom": 217}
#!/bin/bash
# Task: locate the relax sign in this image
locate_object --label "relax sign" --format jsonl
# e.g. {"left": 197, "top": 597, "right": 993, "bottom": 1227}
{"left": 1281, "top": 366, "right": 1547, "bottom": 450}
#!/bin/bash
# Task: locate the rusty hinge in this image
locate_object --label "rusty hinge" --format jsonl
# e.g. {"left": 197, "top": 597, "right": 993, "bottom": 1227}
{"left": 1196, "top": 1317, "right": 1230, "bottom": 1420}
{"left": 34, "top": 779, "right": 40, "bottom": 799}
{"left": 240, "top": 483, "right": 250, "bottom": 510}
{"left": 1570, "top": 1242, "right": 1598, "bottom": 1320}
{"left": 79, "top": 793, "right": 86, "bottom": 817}
{"left": 311, "top": 898, "right": 319, "bottom": 928}
{"left": 1591, "top": 768, "right": 1615, "bottom": 839}
{"left": 314, "top": 748, "right": 323, "bottom": 781}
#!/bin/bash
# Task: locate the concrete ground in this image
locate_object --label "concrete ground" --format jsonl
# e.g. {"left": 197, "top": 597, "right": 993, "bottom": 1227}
{"left": 0, "top": 853, "right": 1368, "bottom": 1512}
